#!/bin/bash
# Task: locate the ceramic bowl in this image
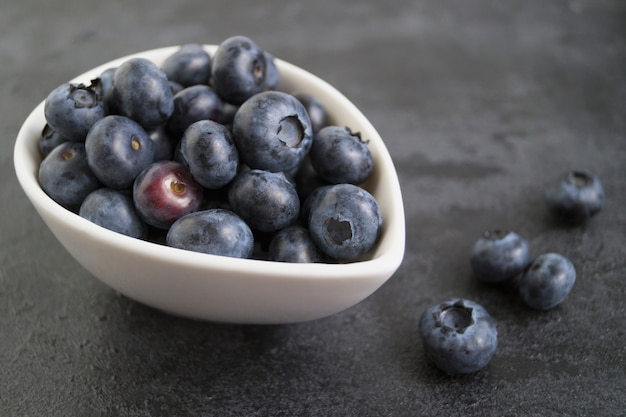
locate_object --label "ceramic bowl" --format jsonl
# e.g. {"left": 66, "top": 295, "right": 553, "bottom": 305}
{"left": 14, "top": 45, "right": 405, "bottom": 324}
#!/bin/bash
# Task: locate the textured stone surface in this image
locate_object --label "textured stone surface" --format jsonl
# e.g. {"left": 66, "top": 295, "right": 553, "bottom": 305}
{"left": 2, "top": 0, "right": 625, "bottom": 415}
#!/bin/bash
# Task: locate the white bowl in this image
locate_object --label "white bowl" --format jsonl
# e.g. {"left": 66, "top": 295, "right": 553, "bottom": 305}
{"left": 13, "top": 45, "right": 405, "bottom": 324}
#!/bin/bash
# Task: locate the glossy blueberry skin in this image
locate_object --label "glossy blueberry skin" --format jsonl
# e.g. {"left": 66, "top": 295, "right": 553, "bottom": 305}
{"left": 308, "top": 183, "right": 382, "bottom": 261}
{"left": 419, "top": 299, "right": 498, "bottom": 375}
{"left": 211, "top": 36, "right": 268, "bottom": 105}
{"left": 544, "top": 170, "right": 605, "bottom": 224}
{"left": 228, "top": 169, "right": 300, "bottom": 232}
{"left": 470, "top": 230, "right": 531, "bottom": 283}
{"left": 38, "top": 142, "right": 101, "bottom": 209}
{"left": 39, "top": 124, "right": 69, "bottom": 158}
{"left": 167, "top": 85, "right": 225, "bottom": 139}
{"left": 79, "top": 188, "right": 147, "bottom": 239}
{"left": 179, "top": 120, "right": 239, "bottom": 189}
{"left": 519, "top": 253, "right": 576, "bottom": 310}
{"left": 44, "top": 80, "right": 106, "bottom": 142}
{"left": 166, "top": 209, "right": 254, "bottom": 259}
{"left": 85, "top": 115, "right": 155, "bottom": 190}
{"left": 309, "top": 126, "right": 374, "bottom": 185}
{"left": 111, "top": 57, "right": 174, "bottom": 129}
{"left": 133, "top": 161, "right": 203, "bottom": 229}
{"left": 161, "top": 43, "right": 212, "bottom": 88}
{"left": 268, "top": 225, "right": 322, "bottom": 263}
{"left": 294, "top": 92, "right": 329, "bottom": 133}
{"left": 233, "top": 91, "right": 313, "bottom": 172}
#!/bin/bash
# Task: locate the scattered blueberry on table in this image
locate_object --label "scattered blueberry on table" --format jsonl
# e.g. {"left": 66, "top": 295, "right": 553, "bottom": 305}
{"left": 544, "top": 170, "right": 605, "bottom": 224}
{"left": 470, "top": 230, "right": 531, "bottom": 283}
{"left": 519, "top": 253, "right": 576, "bottom": 311}
{"left": 419, "top": 299, "right": 498, "bottom": 375}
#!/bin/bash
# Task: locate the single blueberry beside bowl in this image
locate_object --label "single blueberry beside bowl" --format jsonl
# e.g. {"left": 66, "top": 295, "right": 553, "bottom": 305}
{"left": 79, "top": 188, "right": 148, "bottom": 239}
{"left": 228, "top": 169, "right": 300, "bottom": 233}
{"left": 308, "top": 183, "right": 382, "bottom": 261}
{"left": 469, "top": 230, "right": 531, "bottom": 283}
{"left": 544, "top": 170, "right": 605, "bottom": 224}
{"left": 519, "top": 253, "right": 576, "bottom": 310}
{"left": 418, "top": 299, "right": 498, "bottom": 375}
{"left": 166, "top": 209, "right": 254, "bottom": 259}
{"left": 233, "top": 90, "right": 312, "bottom": 172}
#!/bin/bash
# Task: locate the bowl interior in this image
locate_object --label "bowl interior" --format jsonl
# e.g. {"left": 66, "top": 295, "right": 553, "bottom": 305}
{"left": 13, "top": 45, "right": 406, "bottom": 323}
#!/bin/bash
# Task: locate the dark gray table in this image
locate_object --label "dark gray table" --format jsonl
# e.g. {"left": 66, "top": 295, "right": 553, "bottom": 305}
{"left": 2, "top": 1, "right": 625, "bottom": 415}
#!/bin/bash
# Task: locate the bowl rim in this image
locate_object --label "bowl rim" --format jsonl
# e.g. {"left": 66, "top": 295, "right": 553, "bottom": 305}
{"left": 13, "top": 45, "right": 406, "bottom": 284}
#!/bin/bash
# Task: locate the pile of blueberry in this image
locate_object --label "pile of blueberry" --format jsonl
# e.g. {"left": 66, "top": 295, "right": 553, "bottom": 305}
{"left": 38, "top": 36, "right": 382, "bottom": 263}
{"left": 419, "top": 169, "right": 604, "bottom": 375}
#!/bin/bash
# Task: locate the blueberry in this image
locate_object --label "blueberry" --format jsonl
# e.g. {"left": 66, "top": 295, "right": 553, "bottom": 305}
{"left": 148, "top": 126, "right": 178, "bottom": 162}
{"left": 79, "top": 188, "right": 147, "bottom": 239}
{"left": 99, "top": 68, "right": 119, "bottom": 115}
{"left": 133, "top": 161, "right": 204, "bottom": 229}
{"left": 294, "top": 156, "right": 329, "bottom": 204}
{"left": 308, "top": 183, "right": 382, "bottom": 261}
{"left": 111, "top": 57, "right": 174, "bottom": 129}
{"left": 166, "top": 85, "right": 225, "bottom": 139}
{"left": 299, "top": 184, "right": 331, "bottom": 224}
{"left": 211, "top": 36, "right": 269, "bottom": 104}
{"left": 519, "top": 253, "right": 576, "bottom": 310}
{"left": 233, "top": 90, "right": 313, "bottom": 172}
{"left": 268, "top": 225, "right": 321, "bottom": 263}
{"left": 294, "top": 92, "right": 329, "bottom": 133}
{"left": 179, "top": 120, "right": 239, "bottom": 189}
{"left": 44, "top": 80, "right": 106, "bottom": 142}
{"left": 85, "top": 115, "right": 155, "bottom": 190}
{"left": 161, "top": 43, "right": 212, "bottom": 88}
{"left": 228, "top": 169, "right": 300, "bottom": 232}
{"left": 98, "top": 67, "right": 117, "bottom": 98}
{"left": 544, "top": 170, "right": 605, "bottom": 224}
{"left": 166, "top": 209, "right": 253, "bottom": 259}
{"left": 263, "top": 51, "right": 280, "bottom": 91}
{"left": 309, "top": 126, "right": 374, "bottom": 185}
{"left": 418, "top": 299, "right": 498, "bottom": 375}
{"left": 168, "top": 81, "right": 185, "bottom": 96}
{"left": 469, "top": 230, "right": 531, "bottom": 283}
{"left": 39, "top": 124, "right": 69, "bottom": 158}
{"left": 38, "top": 141, "right": 101, "bottom": 209}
